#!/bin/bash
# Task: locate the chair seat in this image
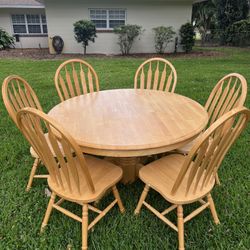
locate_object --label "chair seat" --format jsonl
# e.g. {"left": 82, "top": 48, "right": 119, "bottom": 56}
{"left": 30, "top": 133, "right": 63, "bottom": 158}
{"left": 177, "top": 135, "right": 212, "bottom": 155}
{"left": 139, "top": 154, "right": 215, "bottom": 204}
{"left": 176, "top": 133, "right": 202, "bottom": 154}
{"left": 30, "top": 146, "right": 39, "bottom": 158}
{"left": 48, "top": 155, "right": 123, "bottom": 203}
{"left": 176, "top": 139, "right": 196, "bottom": 154}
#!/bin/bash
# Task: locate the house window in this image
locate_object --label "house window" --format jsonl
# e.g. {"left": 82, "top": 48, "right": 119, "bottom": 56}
{"left": 11, "top": 14, "right": 48, "bottom": 35}
{"left": 27, "top": 14, "right": 41, "bottom": 33}
{"left": 90, "top": 9, "right": 126, "bottom": 29}
{"left": 12, "top": 14, "right": 27, "bottom": 34}
{"left": 41, "top": 14, "right": 48, "bottom": 33}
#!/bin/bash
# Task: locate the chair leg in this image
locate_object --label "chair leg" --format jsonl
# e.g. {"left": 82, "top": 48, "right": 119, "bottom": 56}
{"left": 207, "top": 193, "right": 220, "bottom": 225}
{"left": 177, "top": 205, "right": 185, "bottom": 250}
{"left": 26, "top": 157, "right": 40, "bottom": 191}
{"left": 134, "top": 184, "right": 150, "bottom": 215}
{"left": 112, "top": 186, "right": 125, "bottom": 213}
{"left": 82, "top": 204, "right": 88, "bottom": 250}
{"left": 215, "top": 173, "right": 221, "bottom": 186}
{"left": 41, "top": 192, "right": 56, "bottom": 232}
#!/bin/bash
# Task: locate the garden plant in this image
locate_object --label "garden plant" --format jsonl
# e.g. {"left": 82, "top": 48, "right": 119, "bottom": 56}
{"left": 114, "top": 24, "right": 143, "bottom": 55}
{"left": 73, "top": 20, "right": 97, "bottom": 55}
{"left": 153, "top": 26, "right": 176, "bottom": 54}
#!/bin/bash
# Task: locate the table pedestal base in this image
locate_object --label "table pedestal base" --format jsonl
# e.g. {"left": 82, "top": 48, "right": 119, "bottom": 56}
{"left": 105, "top": 157, "right": 144, "bottom": 184}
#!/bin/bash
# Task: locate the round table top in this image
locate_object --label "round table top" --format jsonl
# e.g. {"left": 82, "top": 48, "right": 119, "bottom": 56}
{"left": 49, "top": 89, "right": 208, "bottom": 157}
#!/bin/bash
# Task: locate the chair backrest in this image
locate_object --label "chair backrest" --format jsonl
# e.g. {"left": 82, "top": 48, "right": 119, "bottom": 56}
{"left": 2, "top": 75, "right": 43, "bottom": 126}
{"left": 54, "top": 59, "right": 100, "bottom": 102}
{"left": 171, "top": 107, "right": 250, "bottom": 196}
{"left": 205, "top": 73, "right": 247, "bottom": 128}
{"left": 134, "top": 58, "right": 177, "bottom": 92}
{"left": 17, "top": 107, "right": 95, "bottom": 195}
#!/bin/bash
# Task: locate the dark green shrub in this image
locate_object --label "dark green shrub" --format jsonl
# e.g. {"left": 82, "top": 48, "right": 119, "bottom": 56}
{"left": 226, "top": 19, "right": 250, "bottom": 46}
{"left": 153, "top": 26, "right": 176, "bottom": 54}
{"left": 192, "top": 0, "right": 216, "bottom": 45}
{"left": 73, "top": 20, "right": 97, "bottom": 55}
{"left": 0, "top": 28, "right": 14, "bottom": 50}
{"left": 114, "top": 24, "right": 143, "bottom": 55}
{"left": 179, "top": 23, "right": 195, "bottom": 53}
{"left": 216, "top": 0, "right": 249, "bottom": 44}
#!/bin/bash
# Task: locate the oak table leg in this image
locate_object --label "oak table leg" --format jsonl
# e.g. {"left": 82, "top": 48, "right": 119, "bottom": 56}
{"left": 105, "top": 157, "right": 143, "bottom": 184}
{"left": 119, "top": 157, "right": 137, "bottom": 184}
{"left": 117, "top": 157, "right": 145, "bottom": 184}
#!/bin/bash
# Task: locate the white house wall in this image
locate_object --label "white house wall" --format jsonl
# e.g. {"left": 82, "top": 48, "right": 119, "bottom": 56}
{"left": 0, "top": 8, "right": 48, "bottom": 49}
{"left": 45, "top": 0, "right": 193, "bottom": 54}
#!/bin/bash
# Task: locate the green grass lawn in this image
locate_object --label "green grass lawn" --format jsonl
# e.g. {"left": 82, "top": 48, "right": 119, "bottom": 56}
{"left": 0, "top": 47, "right": 249, "bottom": 250}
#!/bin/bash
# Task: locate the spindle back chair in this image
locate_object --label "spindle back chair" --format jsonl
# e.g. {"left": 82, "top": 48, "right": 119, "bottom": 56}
{"left": 17, "top": 107, "right": 125, "bottom": 250}
{"left": 2, "top": 75, "right": 46, "bottom": 191}
{"left": 205, "top": 73, "right": 247, "bottom": 128}
{"left": 173, "top": 107, "right": 249, "bottom": 196}
{"left": 17, "top": 107, "right": 95, "bottom": 195}
{"left": 135, "top": 107, "right": 250, "bottom": 250}
{"left": 177, "top": 73, "right": 247, "bottom": 186}
{"left": 54, "top": 59, "right": 100, "bottom": 102}
{"left": 2, "top": 75, "right": 43, "bottom": 125}
{"left": 134, "top": 58, "right": 177, "bottom": 92}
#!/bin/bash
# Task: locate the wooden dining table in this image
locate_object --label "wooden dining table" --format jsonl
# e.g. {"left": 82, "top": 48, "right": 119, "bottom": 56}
{"left": 48, "top": 89, "right": 208, "bottom": 184}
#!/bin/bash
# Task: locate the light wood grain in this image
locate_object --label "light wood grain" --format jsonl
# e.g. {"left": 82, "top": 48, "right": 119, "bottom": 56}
{"left": 17, "top": 108, "right": 125, "bottom": 250}
{"left": 134, "top": 58, "right": 177, "bottom": 92}
{"left": 2, "top": 75, "right": 46, "bottom": 191}
{"left": 205, "top": 73, "right": 247, "bottom": 127}
{"left": 105, "top": 157, "right": 142, "bottom": 184}
{"left": 176, "top": 73, "right": 248, "bottom": 185}
{"left": 49, "top": 89, "right": 208, "bottom": 183}
{"left": 178, "top": 73, "right": 247, "bottom": 154}
{"left": 135, "top": 107, "right": 250, "bottom": 250}
{"left": 49, "top": 89, "right": 208, "bottom": 156}
{"left": 54, "top": 59, "right": 99, "bottom": 102}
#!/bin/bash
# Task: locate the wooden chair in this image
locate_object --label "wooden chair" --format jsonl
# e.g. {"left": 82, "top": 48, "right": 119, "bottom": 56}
{"left": 54, "top": 59, "right": 100, "bottom": 102}
{"left": 2, "top": 75, "right": 48, "bottom": 191}
{"left": 178, "top": 73, "right": 247, "bottom": 153}
{"left": 177, "top": 73, "right": 247, "bottom": 184}
{"left": 17, "top": 107, "right": 125, "bottom": 250}
{"left": 135, "top": 107, "right": 250, "bottom": 250}
{"left": 134, "top": 58, "right": 177, "bottom": 92}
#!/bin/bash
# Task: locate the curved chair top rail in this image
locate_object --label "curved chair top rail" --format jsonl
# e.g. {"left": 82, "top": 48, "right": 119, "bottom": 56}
{"left": 205, "top": 73, "right": 247, "bottom": 128}
{"left": 172, "top": 107, "right": 250, "bottom": 196}
{"left": 2, "top": 75, "right": 43, "bottom": 125}
{"left": 134, "top": 57, "right": 177, "bottom": 93}
{"left": 54, "top": 59, "right": 100, "bottom": 102}
{"left": 17, "top": 107, "right": 95, "bottom": 195}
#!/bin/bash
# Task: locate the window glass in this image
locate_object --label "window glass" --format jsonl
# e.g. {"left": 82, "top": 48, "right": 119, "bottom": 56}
{"left": 92, "top": 20, "right": 107, "bottom": 29}
{"left": 109, "top": 20, "right": 125, "bottom": 28}
{"left": 12, "top": 14, "right": 25, "bottom": 24}
{"left": 28, "top": 25, "right": 41, "bottom": 34}
{"left": 41, "top": 14, "right": 47, "bottom": 23}
{"left": 90, "top": 9, "right": 126, "bottom": 29}
{"left": 90, "top": 9, "right": 107, "bottom": 19}
{"left": 13, "top": 25, "right": 27, "bottom": 34}
{"left": 42, "top": 24, "right": 48, "bottom": 34}
{"left": 109, "top": 10, "right": 125, "bottom": 20}
{"left": 11, "top": 14, "right": 47, "bottom": 34}
{"left": 26, "top": 14, "right": 40, "bottom": 24}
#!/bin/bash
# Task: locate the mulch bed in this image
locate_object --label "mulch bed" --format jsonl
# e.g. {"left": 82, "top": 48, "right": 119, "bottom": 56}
{"left": 0, "top": 48, "right": 225, "bottom": 60}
